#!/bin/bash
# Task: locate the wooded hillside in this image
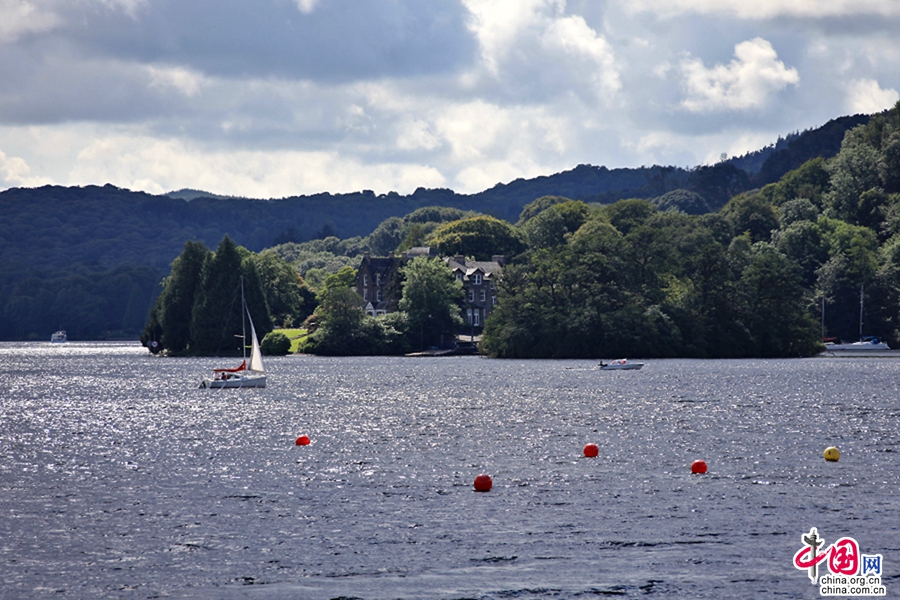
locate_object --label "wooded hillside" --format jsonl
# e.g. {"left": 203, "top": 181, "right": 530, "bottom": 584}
{"left": 0, "top": 112, "right": 878, "bottom": 341}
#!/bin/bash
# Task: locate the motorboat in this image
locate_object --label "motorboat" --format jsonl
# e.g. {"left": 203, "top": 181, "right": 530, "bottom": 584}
{"left": 824, "top": 338, "right": 890, "bottom": 351}
{"left": 599, "top": 359, "right": 643, "bottom": 370}
{"left": 51, "top": 330, "right": 67, "bottom": 343}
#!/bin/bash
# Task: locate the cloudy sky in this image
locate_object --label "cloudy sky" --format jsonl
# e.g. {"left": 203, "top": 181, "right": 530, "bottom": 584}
{"left": 1, "top": 0, "right": 899, "bottom": 198}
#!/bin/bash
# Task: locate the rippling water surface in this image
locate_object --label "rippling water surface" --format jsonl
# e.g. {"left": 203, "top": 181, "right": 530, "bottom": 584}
{"left": 1, "top": 342, "right": 899, "bottom": 599}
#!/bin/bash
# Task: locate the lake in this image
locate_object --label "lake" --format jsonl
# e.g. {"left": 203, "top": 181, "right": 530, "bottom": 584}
{"left": 1, "top": 342, "right": 898, "bottom": 599}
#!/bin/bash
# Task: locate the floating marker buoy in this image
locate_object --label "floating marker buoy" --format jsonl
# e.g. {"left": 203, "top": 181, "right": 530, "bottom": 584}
{"left": 295, "top": 435, "right": 310, "bottom": 446}
{"left": 824, "top": 446, "right": 840, "bottom": 462}
{"left": 473, "top": 473, "right": 493, "bottom": 492}
{"left": 691, "top": 459, "right": 707, "bottom": 474}
{"left": 583, "top": 443, "right": 599, "bottom": 458}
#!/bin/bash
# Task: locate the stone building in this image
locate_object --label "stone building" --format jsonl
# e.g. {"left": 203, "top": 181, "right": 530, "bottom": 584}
{"left": 353, "top": 248, "right": 504, "bottom": 333}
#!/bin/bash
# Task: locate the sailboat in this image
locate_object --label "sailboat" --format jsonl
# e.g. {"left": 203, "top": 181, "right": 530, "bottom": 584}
{"left": 822, "top": 284, "right": 891, "bottom": 351}
{"left": 199, "top": 278, "right": 267, "bottom": 389}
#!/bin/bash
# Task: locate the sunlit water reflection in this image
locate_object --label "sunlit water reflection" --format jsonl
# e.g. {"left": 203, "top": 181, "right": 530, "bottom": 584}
{"left": 1, "top": 342, "right": 899, "bottom": 598}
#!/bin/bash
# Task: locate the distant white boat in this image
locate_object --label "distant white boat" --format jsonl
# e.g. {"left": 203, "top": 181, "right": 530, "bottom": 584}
{"left": 599, "top": 359, "right": 643, "bottom": 370}
{"left": 821, "top": 285, "right": 891, "bottom": 352}
{"left": 824, "top": 338, "right": 890, "bottom": 351}
{"left": 51, "top": 330, "right": 67, "bottom": 343}
{"left": 199, "top": 278, "right": 266, "bottom": 389}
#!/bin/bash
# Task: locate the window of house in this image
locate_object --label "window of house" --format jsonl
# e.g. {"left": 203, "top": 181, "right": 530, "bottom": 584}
{"left": 474, "top": 273, "right": 482, "bottom": 285}
{"left": 363, "top": 275, "right": 368, "bottom": 286}
{"left": 376, "top": 273, "right": 381, "bottom": 285}
{"left": 375, "top": 310, "right": 386, "bottom": 316}
{"left": 466, "top": 308, "right": 473, "bottom": 324}
{"left": 456, "top": 273, "right": 463, "bottom": 281}
{"left": 479, "top": 290, "right": 486, "bottom": 302}
{"left": 376, "top": 289, "right": 382, "bottom": 302}
{"left": 492, "top": 295, "right": 497, "bottom": 305}
{"left": 363, "top": 289, "right": 368, "bottom": 301}
{"left": 468, "top": 290, "right": 474, "bottom": 302}
{"left": 474, "top": 310, "right": 481, "bottom": 326}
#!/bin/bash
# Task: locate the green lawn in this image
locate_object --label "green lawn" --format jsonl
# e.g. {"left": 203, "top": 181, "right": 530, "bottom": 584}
{"left": 274, "top": 328, "right": 308, "bottom": 353}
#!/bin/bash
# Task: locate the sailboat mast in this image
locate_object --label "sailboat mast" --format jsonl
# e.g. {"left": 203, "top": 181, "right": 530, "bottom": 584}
{"left": 241, "top": 276, "right": 247, "bottom": 362}
{"left": 859, "top": 283, "right": 864, "bottom": 340}
{"left": 821, "top": 296, "right": 825, "bottom": 339}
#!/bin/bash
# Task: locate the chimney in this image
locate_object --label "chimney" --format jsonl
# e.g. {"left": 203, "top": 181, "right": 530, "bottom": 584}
{"left": 492, "top": 255, "right": 505, "bottom": 266}
{"left": 454, "top": 255, "right": 465, "bottom": 265}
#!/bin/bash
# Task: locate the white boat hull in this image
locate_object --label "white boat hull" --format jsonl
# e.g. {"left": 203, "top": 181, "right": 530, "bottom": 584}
{"left": 200, "top": 374, "right": 266, "bottom": 389}
{"left": 599, "top": 360, "right": 643, "bottom": 370}
{"left": 200, "top": 278, "right": 267, "bottom": 389}
{"left": 824, "top": 342, "right": 890, "bottom": 351}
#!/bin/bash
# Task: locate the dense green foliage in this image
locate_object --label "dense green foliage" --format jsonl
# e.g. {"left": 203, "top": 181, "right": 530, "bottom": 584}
{"left": 141, "top": 236, "right": 312, "bottom": 355}
{"left": 260, "top": 331, "right": 292, "bottom": 355}
{"left": 398, "top": 257, "right": 465, "bottom": 350}
{"left": 1, "top": 263, "right": 163, "bottom": 340}
{"left": 0, "top": 110, "right": 886, "bottom": 343}
{"left": 479, "top": 102, "right": 900, "bottom": 358}
{"left": 480, "top": 211, "right": 820, "bottom": 358}
{"left": 301, "top": 257, "right": 463, "bottom": 355}
{"left": 426, "top": 215, "right": 526, "bottom": 260}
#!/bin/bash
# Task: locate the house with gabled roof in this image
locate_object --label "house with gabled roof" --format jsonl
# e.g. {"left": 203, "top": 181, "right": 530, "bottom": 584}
{"left": 354, "top": 248, "right": 504, "bottom": 333}
{"left": 443, "top": 254, "right": 505, "bottom": 332}
{"left": 355, "top": 252, "right": 404, "bottom": 317}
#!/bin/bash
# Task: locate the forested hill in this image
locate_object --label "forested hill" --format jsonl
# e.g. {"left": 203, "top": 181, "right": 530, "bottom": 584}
{"left": 0, "top": 111, "right": 875, "bottom": 340}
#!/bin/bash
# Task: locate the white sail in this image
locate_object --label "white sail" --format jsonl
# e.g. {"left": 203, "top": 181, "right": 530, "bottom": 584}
{"left": 247, "top": 312, "right": 265, "bottom": 373}
{"left": 199, "top": 276, "right": 267, "bottom": 388}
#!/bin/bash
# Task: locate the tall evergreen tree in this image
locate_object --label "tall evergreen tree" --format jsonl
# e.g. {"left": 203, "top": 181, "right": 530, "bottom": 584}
{"left": 190, "top": 236, "right": 249, "bottom": 355}
{"left": 158, "top": 240, "right": 209, "bottom": 353}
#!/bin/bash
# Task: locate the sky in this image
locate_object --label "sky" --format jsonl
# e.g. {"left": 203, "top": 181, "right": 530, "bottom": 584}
{"left": 1, "top": 0, "right": 899, "bottom": 199}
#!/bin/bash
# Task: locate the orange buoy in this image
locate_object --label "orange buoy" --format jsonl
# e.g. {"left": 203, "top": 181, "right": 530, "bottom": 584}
{"left": 583, "top": 443, "right": 599, "bottom": 458}
{"left": 295, "top": 435, "right": 310, "bottom": 446}
{"left": 691, "top": 459, "right": 707, "bottom": 474}
{"left": 473, "top": 473, "right": 493, "bottom": 492}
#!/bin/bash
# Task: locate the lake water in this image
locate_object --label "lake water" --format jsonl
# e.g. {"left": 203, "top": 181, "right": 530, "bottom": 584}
{"left": 1, "top": 342, "right": 898, "bottom": 599}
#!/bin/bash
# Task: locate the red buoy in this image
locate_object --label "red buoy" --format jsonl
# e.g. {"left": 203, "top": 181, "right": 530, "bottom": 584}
{"left": 691, "top": 459, "right": 707, "bottom": 474}
{"left": 295, "top": 435, "right": 310, "bottom": 446}
{"left": 473, "top": 473, "right": 493, "bottom": 492}
{"left": 583, "top": 443, "right": 599, "bottom": 458}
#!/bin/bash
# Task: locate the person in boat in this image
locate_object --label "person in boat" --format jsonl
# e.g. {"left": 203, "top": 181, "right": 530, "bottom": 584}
{"left": 599, "top": 361, "right": 607, "bottom": 367}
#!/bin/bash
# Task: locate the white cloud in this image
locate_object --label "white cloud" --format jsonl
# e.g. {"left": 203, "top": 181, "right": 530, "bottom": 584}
{"left": 626, "top": 0, "right": 900, "bottom": 20}
{"left": 294, "top": 0, "right": 319, "bottom": 14}
{"left": 846, "top": 79, "right": 900, "bottom": 114}
{"left": 396, "top": 119, "right": 442, "bottom": 152}
{"left": 146, "top": 65, "right": 204, "bottom": 97}
{"left": 624, "top": 128, "right": 786, "bottom": 167}
{"left": 0, "top": 0, "right": 60, "bottom": 42}
{"left": 680, "top": 38, "right": 799, "bottom": 112}
{"left": 4, "top": 2, "right": 900, "bottom": 200}
{"left": 94, "top": 0, "right": 146, "bottom": 16}
{"left": 463, "top": 0, "right": 620, "bottom": 102}
{"left": 0, "top": 148, "right": 52, "bottom": 188}
{"left": 67, "top": 133, "right": 448, "bottom": 197}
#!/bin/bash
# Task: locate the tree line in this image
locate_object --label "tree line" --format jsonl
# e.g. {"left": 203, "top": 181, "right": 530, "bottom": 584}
{"left": 282, "top": 102, "right": 900, "bottom": 359}
{"left": 141, "top": 236, "right": 316, "bottom": 355}
{"left": 141, "top": 101, "right": 900, "bottom": 358}
{"left": 1, "top": 113, "right": 868, "bottom": 341}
